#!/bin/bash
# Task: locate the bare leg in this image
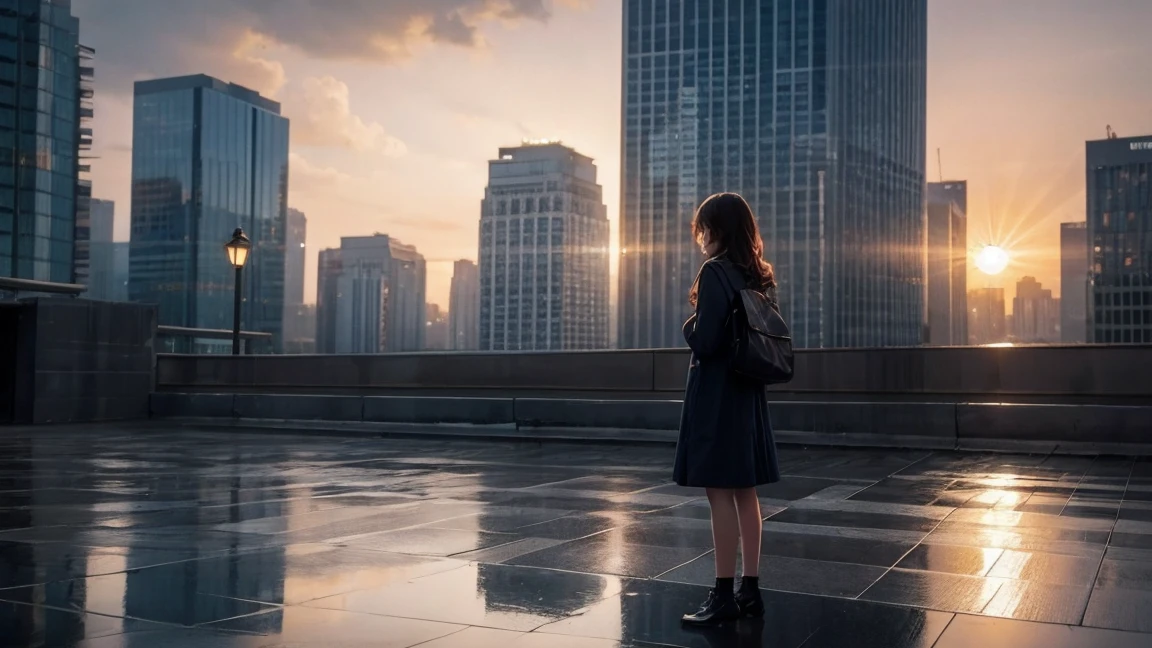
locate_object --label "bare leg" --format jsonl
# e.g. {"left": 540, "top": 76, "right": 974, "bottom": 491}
{"left": 706, "top": 487, "right": 739, "bottom": 578}
{"left": 734, "top": 487, "right": 762, "bottom": 576}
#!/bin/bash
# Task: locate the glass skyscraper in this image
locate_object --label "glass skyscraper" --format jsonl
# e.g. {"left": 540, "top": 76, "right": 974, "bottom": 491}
{"left": 128, "top": 75, "right": 289, "bottom": 350}
{"left": 0, "top": 0, "right": 86, "bottom": 283}
{"left": 1087, "top": 135, "right": 1152, "bottom": 344}
{"left": 618, "top": 0, "right": 927, "bottom": 349}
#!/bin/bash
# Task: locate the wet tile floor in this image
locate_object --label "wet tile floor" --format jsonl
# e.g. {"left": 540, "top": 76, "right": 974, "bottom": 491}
{"left": 1, "top": 425, "right": 1151, "bottom": 647}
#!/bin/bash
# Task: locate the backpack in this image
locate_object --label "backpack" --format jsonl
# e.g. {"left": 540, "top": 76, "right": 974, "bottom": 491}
{"left": 713, "top": 262, "right": 795, "bottom": 385}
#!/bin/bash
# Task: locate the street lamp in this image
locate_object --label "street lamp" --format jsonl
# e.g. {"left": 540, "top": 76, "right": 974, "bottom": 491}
{"left": 223, "top": 228, "right": 252, "bottom": 355}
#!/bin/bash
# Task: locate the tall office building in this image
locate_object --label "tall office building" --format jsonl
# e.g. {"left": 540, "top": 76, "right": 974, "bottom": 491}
{"left": 449, "top": 259, "right": 479, "bottom": 350}
{"left": 925, "top": 182, "right": 968, "bottom": 346}
{"left": 1087, "top": 135, "right": 1152, "bottom": 344}
{"left": 619, "top": 0, "right": 927, "bottom": 349}
{"left": 85, "top": 198, "right": 120, "bottom": 300}
{"left": 284, "top": 208, "right": 306, "bottom": 305}
{"left": 1012, "top": 276, "right": 1059, "bottom": 343}
{"left": 0, "top": 1, "right": 88, "bottom": 283}
{"left": 128, "top": 75, "right": 289, "bottom": 351}
{"left": 315, "top": 248, "right": 343, "bottom": 354}
{"left": 479, "top": 142, "right": 610, "bottom": 351}
{"left": 1060, "top": 221, "right": 1088, "bottom": 343}
{"left": 968, "top": 287, "right": 1006, "bottom": 345}
{"left": 314, "top": 234, "right": 426, "bottom": 354}
{"left": 425, "top": 304, "right": 450, "bottom": 350}
{"left": 282, "top": 208, "right": 309, "bottom": 346}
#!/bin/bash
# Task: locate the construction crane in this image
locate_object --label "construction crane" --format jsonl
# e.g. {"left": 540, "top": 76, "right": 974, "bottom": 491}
{"left": 1107, "top": 125, "right": 1118, "bottom": 140}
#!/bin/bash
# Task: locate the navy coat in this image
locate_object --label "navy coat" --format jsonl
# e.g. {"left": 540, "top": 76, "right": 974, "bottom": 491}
{"left": 673, "top": 258, "right": 781, "bottom": 488}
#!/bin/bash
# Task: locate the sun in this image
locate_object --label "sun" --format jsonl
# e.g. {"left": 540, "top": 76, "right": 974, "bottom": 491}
{"left": 975, "top": 245, "right": 1010, "bottom": 276}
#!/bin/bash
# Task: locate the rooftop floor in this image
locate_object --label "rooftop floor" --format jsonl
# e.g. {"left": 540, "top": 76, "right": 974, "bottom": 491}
{"left": 1, "top": 424, "right": 1151, "bottom": 647}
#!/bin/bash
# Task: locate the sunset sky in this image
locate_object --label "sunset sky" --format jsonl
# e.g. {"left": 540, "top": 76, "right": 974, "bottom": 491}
{"left": 75, "top": 0, "right": 1152, "bottom": 309}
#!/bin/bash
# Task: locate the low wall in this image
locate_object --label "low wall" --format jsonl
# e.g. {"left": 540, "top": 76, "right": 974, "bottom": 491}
{"left": 3, "top": 298, "right": 156, "bottom": 424}
{"left": 150, "top": 392, "right": 1152, "bottom": 453}
{"left": 155, "top": 345, "right": 1152, "bottom": 399}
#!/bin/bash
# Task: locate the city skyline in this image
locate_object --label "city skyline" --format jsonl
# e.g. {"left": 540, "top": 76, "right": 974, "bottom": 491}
{"left": 71, "top": 0, "right": 1152, "bottom": 311}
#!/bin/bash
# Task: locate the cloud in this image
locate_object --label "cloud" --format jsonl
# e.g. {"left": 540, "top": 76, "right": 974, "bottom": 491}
{"left": 284, "top": 77, "right": 407, "bottom": 156}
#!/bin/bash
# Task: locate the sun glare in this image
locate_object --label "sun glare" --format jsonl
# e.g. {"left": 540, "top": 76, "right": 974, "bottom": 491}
{"left": 975, "top": 245, "right": 1010, "bottom": 276}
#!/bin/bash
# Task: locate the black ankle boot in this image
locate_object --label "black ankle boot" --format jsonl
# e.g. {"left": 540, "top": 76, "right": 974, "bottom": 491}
{"left": 681, "top": 588, "right": 741, "bottom": 626}
{"left": 736, "top": 577, "right": 764, "bottom": 618}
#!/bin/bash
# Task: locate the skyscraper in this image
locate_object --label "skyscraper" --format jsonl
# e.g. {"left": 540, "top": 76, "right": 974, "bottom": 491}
{"left": 1060, "top": 221, "right": 1088, "bottom": 343}
{"left": 425, "top": 304, "right": 450, "bottom": 350}
{"left": 1087, "top": 135, "right": 1152, "bottom": 344}
{"left": 284, "top": 208, "right": 306, "bottom": 306}
{"left": 86, "top": 199, "right": 120, "bottom": 300}
{"left": 926, "top": 182, "right": 968, "bottom": 346}
{"left": 968, "top": 287, "right": 1006, "bottom": 346}
{"left": 282, "top": 208, "right": 310, "bottom": 347}
{"left": 128, "top": 75, "right": 289, "bottom": 351}
{"left": 314, "top": 234, "right": 426, "bottom": 354}
{"left": 1012, "top": 276, "right": 1059, "bottom": 343}
{"left": 479, "top": 142, "right": 610, "bottom": 351}
{"left": 449, "top": 259, "right": 479, "bottom": 350}
{"left": 619, "top": 0, "right": 927, "bottom": 349}
{"left": 0, "top": 1, "right": 88, "bottom": 283}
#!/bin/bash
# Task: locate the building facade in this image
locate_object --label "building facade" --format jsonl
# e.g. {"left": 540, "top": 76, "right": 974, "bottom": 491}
{"left": 425, "top": 303, "right": 450, "bottom": 350}
{"left": 0, "top": 0, "right": 88, "bottom": 283}
{"left": 284, "top": 208, "right": 306, "bottom": 305}
{"left": 925, "top": 182, "right": 968, "bottom": 346}
{"left": 968, "top": 287, "right": 1006, "bottom": 345}
{"left": 85, "top": 198, "right": 121, "bottom": 300}
{"left": 1060, "top": 221, "right": 1088, "bottom": 343}
{"left": 479, "top": 142, "right": 610, "bottom": 351}
{"left": 1087, "top": 135, "right": 1152, "bottom": 344}
{"left": 449, "top": 259, "right": 479, "bottom": 350}
{"left": 618, "top": 0, "right": 927, "bottom": 349}
{"left": 314, "top": 234, "right": 426, "bottom": 354}
{"left": 1012, "top": 276, "right": 1059, "bottom": 343}
{"left": 281, "top": 207, "right": 310, "bottom": 347}
{"left": 128, "top": 75, "right": 289, "bottom": 351}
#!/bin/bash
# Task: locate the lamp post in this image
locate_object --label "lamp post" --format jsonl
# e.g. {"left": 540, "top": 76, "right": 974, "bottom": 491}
{"left": 223, "top": 228, "right": 252, "bottom": 355}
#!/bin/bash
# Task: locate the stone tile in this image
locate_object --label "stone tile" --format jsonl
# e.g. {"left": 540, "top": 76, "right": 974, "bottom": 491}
{"left": 452, "top": 537, "right": 570, "bottom": 564}
{"left": 0, "top": 599, "right": 171, "bottom": 645}
{"left": 1096, "top": 558, "right": 1152, "bottom": 592}
{"left": 986, "top": 549, "right": 1103, "bottom": 587}
{"left": 859, "top": 568, "right": 1006, "bottom": 613}
{"left": 506, "top": 530, "right": 710, "bottom": 578}
{"left": 934, "top": 614, "right": 1151, "bottom": 648}
{"left": 305, "top": 562, "right": 623, "bottom": 631}
{"left": 515, "top": 513, "right": 629, "bottom": 540}
{"left": 765, "top": 507, "right": 940, "bottom": 533}
{"left": 417, "top": 627, "right": 627, "bottom": 648}
{"left": 759, "top": 529, "right": 916, "bottom": 567}
{"left": 1084, "top": 588, "right": 1152, "bottom": 633}
{"left": 659, "top": 552, "right": 886, "bottom": 598}
{"left": 342, "top": 526, "right": 522, "bottom": 556}
{"left": 207, "top": 606, "right": 465, "bottom": 647}
{"left": 896, "top": 544, "right": 1004, "bottom": 577}
{"left": 538, "top": 578, "right": 952, "bottom": 648}
{"left": 79, "top": 628, "right": 261, "bottom": 648}
{"left": 980, "top": 580, "right": 1092, "bottom": 624}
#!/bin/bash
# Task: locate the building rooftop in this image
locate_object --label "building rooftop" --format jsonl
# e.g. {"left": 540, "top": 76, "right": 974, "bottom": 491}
{"left": 2, "top": 423, "right": 1150, "bottom": 646}
{"left": 134, "top": 74, "right": 281, "bottom": 114}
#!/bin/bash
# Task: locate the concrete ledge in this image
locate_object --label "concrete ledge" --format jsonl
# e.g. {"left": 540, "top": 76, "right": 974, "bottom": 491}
{"left": 956, "top": 403, "right": 1152, "bottom": 445}
{"left": 151, "top": 393, "right": 235, "bottom": 419}
{"left": 232, "top": 394, "right": 363, "bottom": 422}
{"left": 770, "top": 402, "right": 957, "bottom": 439}
{"left": 363, "top": 396, "right": 514, "bottom": 425}
{"left": 515, "top": 399, "right": 681, "bottom": 430}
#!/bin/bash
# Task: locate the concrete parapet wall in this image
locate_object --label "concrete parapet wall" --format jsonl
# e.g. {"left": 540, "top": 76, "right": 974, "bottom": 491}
{"left": 156, "top": 345, "right": 1152, "bottom": 399}
{"left": 149, "top": 392, "right": 1152, "bottom": 453}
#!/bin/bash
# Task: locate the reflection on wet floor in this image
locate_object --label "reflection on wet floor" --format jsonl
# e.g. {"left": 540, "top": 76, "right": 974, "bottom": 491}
{"left": 1, "top": 425, "right": 1151, "bottom": 647}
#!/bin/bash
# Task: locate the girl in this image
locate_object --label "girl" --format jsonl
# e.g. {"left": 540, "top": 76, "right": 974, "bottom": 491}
{"left": 675, "top": 192, "right": 781, "bottom": 626}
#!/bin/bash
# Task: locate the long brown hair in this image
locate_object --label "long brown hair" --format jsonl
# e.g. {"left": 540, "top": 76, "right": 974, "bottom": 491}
{"left": 689, "top": 192, "right": 775, "bottom": 306}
